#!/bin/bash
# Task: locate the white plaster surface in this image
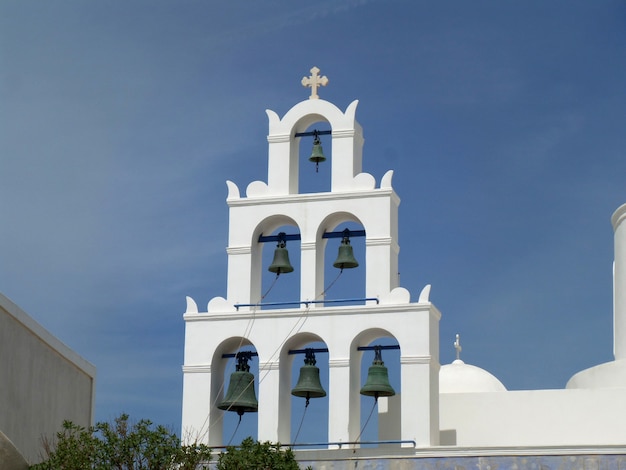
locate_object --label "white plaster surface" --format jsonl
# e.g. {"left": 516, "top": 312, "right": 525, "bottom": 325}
{"left": 440, "top": 360, "right": 506, "bottom": 393}
{"left": 440, "top": 388, "right": 626, "bottom": 447}
{"left": 612, "top": 203, "right": 626, "bottom": 359}
{"left": 566, "top": 358, "right": 626, "bottom": 389}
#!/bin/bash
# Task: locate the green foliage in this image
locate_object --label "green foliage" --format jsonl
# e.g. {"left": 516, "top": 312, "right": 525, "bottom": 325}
{"left": 31, "top": 414, "right": 211, "bottom": 470}
{"left": 216, "top": 437, "right": 309, "bottom": 470}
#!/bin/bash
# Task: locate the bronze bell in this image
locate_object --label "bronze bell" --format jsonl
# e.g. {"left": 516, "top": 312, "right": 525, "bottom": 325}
{"left": 333, "top": 237, "right": 359, "bottom": 270}
{"left": 291, "top": 349, "right": 326, "bottom": 406}
{"left": 268, "top": 240, "right": 294, "bottom": 275}
{"left": 360, "top": 347, "right": 395, "bottom": 400}
{"left": 218, "top": 352, "right": 258, "bottom": 416}
{"left": 309, "top": 136, "right": 326, "bottom": 172}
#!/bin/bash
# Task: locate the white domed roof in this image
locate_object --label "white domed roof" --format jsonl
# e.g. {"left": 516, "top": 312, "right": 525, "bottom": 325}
{"left": 440, "top": 359, "right": 507, "bottom": 393}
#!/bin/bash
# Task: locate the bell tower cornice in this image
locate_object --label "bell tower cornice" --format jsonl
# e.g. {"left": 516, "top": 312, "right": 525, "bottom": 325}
{"left": 227, "top": 182, "right": 400, "bottom": 207}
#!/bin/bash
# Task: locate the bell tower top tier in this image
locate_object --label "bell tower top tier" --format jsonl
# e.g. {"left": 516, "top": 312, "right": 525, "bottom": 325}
{"left": 240, "top": 66, "right": 373, "bottom": 197}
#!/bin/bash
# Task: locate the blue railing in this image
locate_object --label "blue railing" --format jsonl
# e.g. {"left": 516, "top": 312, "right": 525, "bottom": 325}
{"left": 209, "top": 439, "right": 416, "bottom": 451}
{"left": 287, "top": 439, "right": 417, "bottom": 449}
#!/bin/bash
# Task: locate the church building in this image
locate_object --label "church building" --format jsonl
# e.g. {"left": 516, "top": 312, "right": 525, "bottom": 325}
{"left": 181, "top": 68, "right": 626, "bottom": 468}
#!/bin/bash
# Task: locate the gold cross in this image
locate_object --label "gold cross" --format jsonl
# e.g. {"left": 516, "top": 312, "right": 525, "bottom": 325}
{"left": 301, "top": 66, "right": 328, "bottom": 100}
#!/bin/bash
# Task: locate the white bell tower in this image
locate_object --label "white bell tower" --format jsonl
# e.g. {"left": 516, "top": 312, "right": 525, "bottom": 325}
{"left": 181, "top": 67, "right": 441, "bottom": 448}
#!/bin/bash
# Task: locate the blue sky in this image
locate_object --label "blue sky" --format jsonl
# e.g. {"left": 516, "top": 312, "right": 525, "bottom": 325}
{"left": 1, "top": 0, "right": 625, "bottom": 445}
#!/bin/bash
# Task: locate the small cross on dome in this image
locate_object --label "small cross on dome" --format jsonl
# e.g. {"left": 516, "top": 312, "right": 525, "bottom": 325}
{"left": 454, "top": 334, "right": 462, "bottom": 361}
{"left": 302, "top": 66, "right": 328, "bottom": 99}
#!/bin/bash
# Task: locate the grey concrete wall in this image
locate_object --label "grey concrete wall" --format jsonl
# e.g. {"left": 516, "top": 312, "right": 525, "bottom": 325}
{"left": 0, "top": 293, "right": 95, "bottom": 464}
{"left": 296, "top": 452, "right": 626, "bottom": 470}
{"left": 0, "top": 432, "right": 28, "bottom": 470}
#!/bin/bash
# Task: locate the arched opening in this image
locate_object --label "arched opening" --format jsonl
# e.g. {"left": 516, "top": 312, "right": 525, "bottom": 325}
{"left": 276, "top": 333, "right": 330, "bottom": 446}
{"left": 253, "top": 217, "right": 301, "bottom": 309}
{"left": 289, "top": 340, "right": 329, "bottom": 446}
{"left": 350, "top": 330, "right": 401, "bottom": 447}
{"left": 212, "top": 339, "right": 259, "bottom": 446}
{"left": 319, "top": 216, "right": 366, "bottom": 306}
{"left": 259, "top": 224, "right": 301, "bottom": 308}
{"left": 297, "top": 122, "right": 332, "bottom": 194}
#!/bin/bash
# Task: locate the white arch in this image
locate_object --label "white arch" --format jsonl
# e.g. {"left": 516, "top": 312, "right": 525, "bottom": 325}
{"left": 276, "top": 332, "right": 329, "bottom": 443}
{"left": 207, "top": 337, "right": 257, "bottom": 446}
{"left": 265, "top": 99, "right": 364, "bottom": 194}
{"left": 349, "top": 329, "right": 400, "bottom": 443}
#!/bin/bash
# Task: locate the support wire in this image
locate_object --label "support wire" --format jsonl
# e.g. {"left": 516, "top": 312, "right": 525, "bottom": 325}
{"left": 292, "top": 401, "right": 309, "bottom": 444}
{"left": 354, "top": 399, "right": 377, "bottom": 447}
{"left": 226, "top": 414, "right": 243, "bottom": 446}
{"left": 319, "top": 268, "right": 343, "bottom": 298}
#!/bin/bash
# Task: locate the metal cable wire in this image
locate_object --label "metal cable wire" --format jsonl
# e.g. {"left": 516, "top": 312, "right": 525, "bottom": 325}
{"left": 292, "top": 401, "right": 309, "bottom": 444}
{"left": 355, "top": 399, "right": 377, "bottom": 446}
{"left": 226, "top": 414, "right": 243, "bottom": 446}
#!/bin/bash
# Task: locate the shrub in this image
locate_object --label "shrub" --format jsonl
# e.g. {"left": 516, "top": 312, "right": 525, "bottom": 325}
{"left": 31, "top": 414, "right": 211, "bottom": 470}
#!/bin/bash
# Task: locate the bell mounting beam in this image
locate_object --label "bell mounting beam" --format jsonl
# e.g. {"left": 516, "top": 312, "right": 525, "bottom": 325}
{"left": 357, "top": 344, "right": 400, "bottom": 351}
{"left": 294, "top": 129, "right": 332, "bottom": 138}
{"left": 288, "top": 347, "right": 329, "bottom": 355}
{"left": 258, "top": 228, "right": 365, "bottom": 243}
{"left": 221, "top": 351, "right": 259, "bottom": 359}
{"left": 258, "top": 232, "right": 301, "bottom": 243}
{"left": 323, "top": 228, "right": 366, "bottom": 239}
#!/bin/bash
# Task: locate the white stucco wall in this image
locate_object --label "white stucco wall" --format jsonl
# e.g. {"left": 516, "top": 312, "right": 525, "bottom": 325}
{"left": 612, "top": 203, "right": 626, "bottom": 360}
{"left": 440, "top": 388, "right": 626, "bottom": 447}
{"left": 0, "top": 293, "right": 96, "bottom": 464}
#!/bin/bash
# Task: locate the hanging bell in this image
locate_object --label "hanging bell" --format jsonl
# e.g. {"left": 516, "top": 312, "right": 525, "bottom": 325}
{"left": 291, "top": 350, "right": 326, "bottom": 406}
{"left": 268, "top": 241, "right": 294, "bottom": 274}
{"left": 333, "top": 237, "right": 359, "bottom": 270}
{"left": 218, "top": 352, "right": 258, "bottom": 416}
{"left": 360, "top": 347, "right": 395, "bottom": 400}
{"left": 309, "top": 136, "right": 326, "bottom": 172}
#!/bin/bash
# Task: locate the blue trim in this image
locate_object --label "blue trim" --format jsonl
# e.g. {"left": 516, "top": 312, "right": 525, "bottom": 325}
{"left": 258, "top": 228, "right": 365, "bottom": 243}
{"left": 294, "top": 129, "right": 332, "bottom": 137}
{"left": 234, "top": 297, "right": 379, "bottom": 310}
{"left": 357, "top": 345, "right": 400, "bottom": 351}
{"left": 208, "top": 440, "right": 416, "bottom": 451}
{"left": 221, "top": 351, "right": 258, "bottom": 359}
{"left": 323, "top": 229, "right": 366, "bottom": 239}
{"left": 258, "top": 232, "right": 301, "bottom": 243}
{"left": 288, "top": 347, "right": 329, "bottom": 355}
